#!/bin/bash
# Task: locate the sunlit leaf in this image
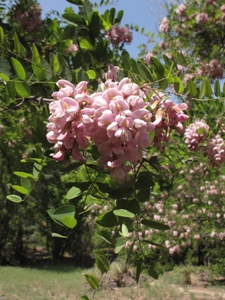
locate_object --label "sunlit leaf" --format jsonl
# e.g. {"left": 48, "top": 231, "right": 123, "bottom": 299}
{"left": 11, "top": 57, "right": 26, "bottom": 80}
{"left": 84, "top": 274, "right": 99, "bottom": 291}
{"left": 113, "top": 209, "right": 135, "bottom": 219}
{"left": 94, "top": 250, "right": 110, "bottom": 273}
{"left": 11, "top": 185, "right": 28, "bottom": 195}
{"left": 61, "top": 216, "right": 77, "bottom": 229}
{"left": 66, "top": 186, "right": 81, "bottom": 199}
{"left": 51, "top": 233, "right": 68, "bottom": 238}
{"left": 6, "top": 194, "right": 23, "bottom": 203}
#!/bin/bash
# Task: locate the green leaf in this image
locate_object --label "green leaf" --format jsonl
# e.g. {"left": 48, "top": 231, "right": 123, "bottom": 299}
{"left": 51, "top": 233, "right": 68, "bottom": 238}
{"left": 109, "top": 187, "right": 134, "bottom": 199}
{"left": 137, "top": 189, "right": 150, "bottom": 203}
{"left": 0, "top": 26, "right": 4, "bottom": 45}
{"left": 79, "top": 37, "right": 94, "bottom": 50}
{"left": 148, "top": 267, "right": 158, "bottom": 279}
{"left": 11, "top": 185, "right": 28, "bottom": 195}
{"left": 141, "top": 219, "right": 170, "bottom": 230}
{"left": 31, "top": 44, "right": 41, "bottom": 64}
{"left": 32, "top": 163, "right": 42, "bottom": 179}
{"left": 80, "top": 296, "right": 89, "bottom": 300}
{"left": 11, "top": 57, "right": 26, "bottom": 80}
{"left": 84, "top": 274, "right": 99, "bottom": 291}
{"left": 0, "top": 57, "right": 12, "bottom": 77}
{"left": 13, "top": 172, "right": 35, "bottom": 179}
{"left": 115, "top": 10, "right": 124, "bottom": 23}
{"left": 62, "top": 12, "right": 86, "bottom": 26}
{"left": 214, "top": 80, "right": 220, "bottom": 97}
{"left": 135, "top": 172, "right": 154, "bottom": 190}
{"left": 113, "top": 209, "right": 135, "bottom": 219}
{"left": 88, "top": 11, "right": 100, "bottom": 37}
{"left": 136, "top": 258, "right": 142, "bottom": 283}
{"left": 136, "top": 60, "right": 154, "bottom": 81}
{"left": 200, "top": 78, "right": 212, "bottom": 98}
{"left": 66, "top": 186, "right": 81, "bottom": 199}
{"left": 120, "top": 223, "right": 129, "bottom": 237}
{"left": 6, "top": 194, "right": 23, "bottom": 203}
{"left": 150, "top": 57, "right": 164, "bottom": 77}
{"left": 61, "top": 216, "right": 77, "bottom": 229}
{"left": 96, "top": 211, "right": 117, "bottom": 228}
{"left": 14, "top": 81, "right": 30, "bottom": 98}
{"left": 48, "top": 205, "right": 76, "bottom": 227}
{"left": 187, "top": 79, "right": 197, "bottom": 97}
{"left": 94, "top": 250, "right": 110, "bottom": 273}
{"left": 86, "top": 70, "right": 96, "bottom": 79}
{"left": 13, "top": 33, "right": 27, "bottom": 57}
{"left": 66, "top": 0, "right": 83, "bottom": 5}
{"left": 115, "top": 237, "right": 125, "bottom": 254}
{"left": 173, "top": 76, "right": 184, "bottom": 94}
{"left": 97, "top": 230, "right": 112, "bottom": 245}
{"left": 20, "top": 178, "right": 32, "bottom": 193}
{"left": 50, "top": 54, "right": 60, "bottom": 74}
{"left": 0, "top": 72, "right": 9, "bottom": 82}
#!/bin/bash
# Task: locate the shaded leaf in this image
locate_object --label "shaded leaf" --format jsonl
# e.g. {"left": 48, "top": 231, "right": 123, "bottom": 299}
{"left": 141, "top": 219, "right": 170, "bottom": 230}
{"left": 96, "top": 211, "right": 117, "bottom": 228}
{"left": 136, "top": 258, "right": 142, "bottom": 283}
{"left": 94, "top": 250, "right": 110, "bottom": 273}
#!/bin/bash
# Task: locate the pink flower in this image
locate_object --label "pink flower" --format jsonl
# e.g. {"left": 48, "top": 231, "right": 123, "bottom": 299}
{"left": 159, "top": 17, "right": 170, "bottom": 33}
{"left": 175, "top": 3, "right": 186, "bottom": 16}
{"left": 105, "top": 24, "right": 133, "bottom": 46}
{"left": 65, "top": 43, "right": 79, "bottom": 54}
{"left": 184, "top": 119, "right": 209, "bottom": 150}
{"left": 196, "top": 13, "right": 208, "bottom": 24}
{"left": 207, "top": 134, "right": 225, "bottom": 166}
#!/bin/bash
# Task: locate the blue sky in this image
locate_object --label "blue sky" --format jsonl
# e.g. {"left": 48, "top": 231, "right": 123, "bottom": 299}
{"left": 38, "top": 0, "right": 168, "bottom": 58}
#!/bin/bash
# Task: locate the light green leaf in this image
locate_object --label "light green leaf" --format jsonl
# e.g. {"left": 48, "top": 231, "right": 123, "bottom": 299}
{"left": 79, "top": 38, "right": 94, "bottom": 50}
{"left": 113, "top": 209, "right": 135, "bottom": 219}
{"left": 61, "top": 216, "right": 77, "bottom": 229}
{"left": 31, "top": 44, "right": 41, "bottom": 64}
{"left": 86, "top": 70, "right": 96, "bottom": 79}
{"left": 80, "top": 296, "right": 89, "bottom": 300}
{"left": 14, "top": 81, "right": 30, "bottom": 97}
{"left": 0, "top": 72, "right": 9, "bottom": 82}
{"left": 66, "top": 186, "right": 81, "bottom": 199}
{"left": 115, "top": 237, "right": 125, "bottom": 254}
{"left": 11, "top": 185, "right": 28, "bottom": 195}
{"left": 84, "top": 274, "right": 99, "bottom": 291}
{"left": 51, "top": 233, "right": 68, "bottom": 239}
{"left": 0, "top": 26, "right": 4, "bottom": 45}
{"left": 13, "top": 172, "right": 35, "bottom": 179}
{"left": 120, "top": 224, "right": 129, "bottom": 237}
{"left": 11, "top": 57, "right": 26, "bottom": 80}
{"left": 6, "top": 194, "right": 23, "bottom": 203}
{"left": 50, "top": 54, "right": 59, "bottom": 74}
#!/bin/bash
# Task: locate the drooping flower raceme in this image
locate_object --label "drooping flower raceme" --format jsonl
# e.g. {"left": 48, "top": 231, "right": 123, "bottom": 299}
{"left": 47, "top": 78, "right": 189, "bottom": 183}
{"left": 184, "top": 119, "right": 209, "bottom": 150}
{"left": 207, "top": 134, "right": 225, "bottom": 166}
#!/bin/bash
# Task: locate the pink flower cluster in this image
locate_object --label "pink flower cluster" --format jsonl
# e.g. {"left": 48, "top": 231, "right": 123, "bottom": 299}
{"left": 175, "top": 3, "right": 187, "bottom": 16}
{"left": 159, "top": 17, "right": 170, "bottom": 33}
{"left": 196, "top": 12, "right": 208, "bottom": 24}
{"left": 105, "top": 24, "right": 133, "bottom": 46}
{"left": 9, "top": 3, "right": 44, "bottom": 32}
{"left": 207, "top": 134, "right": 225, "bottom": 166}
{"left": 184, "top": 119, "right": 209, "bottom": 150}
{"left": 47, "top": 78, "right": 189, "bottom": 183}
{"left": 65, "top": 43, "right": 79, "bottom": 54}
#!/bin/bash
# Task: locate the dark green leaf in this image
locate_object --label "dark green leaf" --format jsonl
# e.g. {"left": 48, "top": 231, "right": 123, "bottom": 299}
{"left": 80, "top": 296, "right": 90, "bottom": 300}
{"left": 0, "top": 57, "right": 12, "bottom": 77}
{"left": 96, "top": 211, "right": 117, "bottom": 228}
{"left": 150, "top": 57, "right": 164, "bottom": 76}
{"left": 88, "top": 11, "right": 100, "bottom": 37}
{"left": 94, "top": 250, "right": 110, "bottom": 273}
{"left": 135, "top": 172, "right": 154, "bottom": 190}
{"left": 97, "top": 230, "right": 112, "bottom": 245}
{"left": 187, "top": 79, "right": 197, "bottom": 97}
{"left": 136, "top": 258, "right": 142, "bottom": 283}
{"left": 148, "top": 267, "right": 158, "bottom": 279}
{"left": 50, "top": 54, "right": 60, "bottom": 74}
{"left": 109, "top": 187, "right": 135, "bottom": 199}
{"left": 137, "top": 189, "right": 150, "bottom": 202}
{"left": 214, "top": 80, "right": 220, "bottom": 97}
{"left": 114, "top": 10, "right": 124, "bottom": 23}
{"left": 137, "top": 60, "right": 154, "bottom": 81}
{"left": 62, "top": 13, "right": 86, "bottom": 26}
{"left": 173, "top": 76, "right": 184, "bottom": 94}
{"left": 0, "top": 26, "right": 4, "bottom": 44}
{"left": 66, "top": 0, "right": 83, "bottom": 4}
{"left": 20, "top": 178, "right": 32, "bottom": 193}
{"left": 141, "top": 219, "right": 170, "bottom": 230}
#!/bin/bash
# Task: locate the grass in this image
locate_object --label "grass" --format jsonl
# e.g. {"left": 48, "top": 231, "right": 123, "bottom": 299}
{"left": 0, "top": 264, "right": 225, "bottom": 300}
